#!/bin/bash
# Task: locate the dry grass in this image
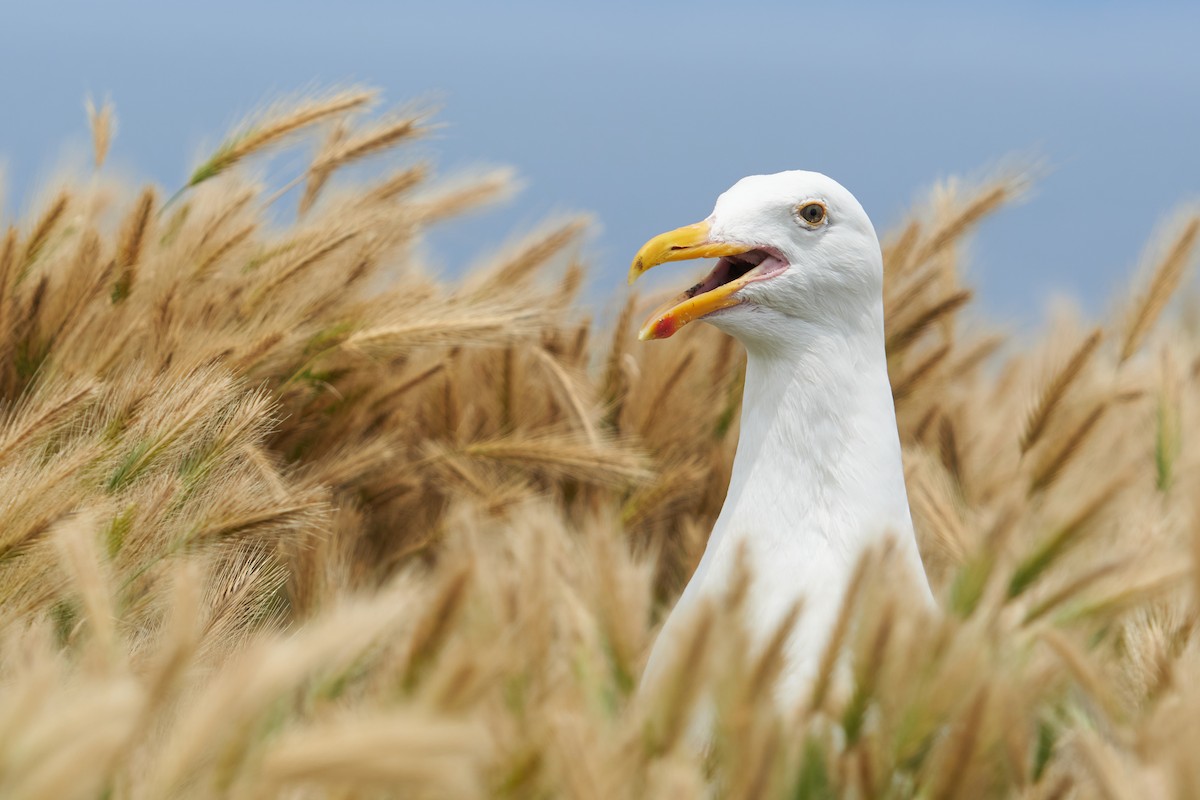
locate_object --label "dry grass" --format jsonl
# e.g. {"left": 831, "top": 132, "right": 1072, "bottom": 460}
{"left": 1, "top": 87, "right": 1199, "bottom": 799}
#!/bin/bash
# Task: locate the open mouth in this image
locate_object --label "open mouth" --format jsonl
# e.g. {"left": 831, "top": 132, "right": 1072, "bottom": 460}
{"left": 683, "top": 248, "right": 789, "bottom": 301}
{"left": 627, "top": 221, "right": 790, "bottom": 340}
{"left": 635, "top": 247, "right": 789, "bottom": 340}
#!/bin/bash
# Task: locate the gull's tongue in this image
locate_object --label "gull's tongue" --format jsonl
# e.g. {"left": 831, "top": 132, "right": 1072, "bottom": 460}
{"left": 756, "top": 252, "right": 786, "bottom": 273}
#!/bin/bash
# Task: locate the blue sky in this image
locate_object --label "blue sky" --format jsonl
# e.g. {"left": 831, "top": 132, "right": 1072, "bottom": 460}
{"left": 2, "top": 2, "right": 1198, "bottom": 325}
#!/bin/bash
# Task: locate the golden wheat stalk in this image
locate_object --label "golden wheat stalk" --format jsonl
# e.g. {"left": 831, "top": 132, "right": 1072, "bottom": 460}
{"left": 402, "top": 562, "right": 473, "bottom": 687}
{"left": 408, "top": 168, "right": 516, "bottom": 222}
{"left": 185, "top": 88, "right": 376, "bottom": 189}
{"left": 298, "top": 112, "right": 429, "bottom": 213}
{"left": 249, "top": 227, "right": 360, "bottom": 304}
{"left": 345, "top": 303, "right": 547, "bottom": 354}
{"left": 85, "top": 96, "right": 116, "bottom": 170}
{"left": 0, "top": 383, "right": 95, "bottom": 464}
{"left": 111, "top": 186, "right": 157, "bottom": 301}
{"left": 1039, "top": 630, "right": 1124, "bottom": 721}
{"left": 257, "top": 713, "right": 491, "bottom": 796}
{"left": 1029, "top": 401, "right": 1110, "bottom": 492}
{"left": 456, "top": 432, "right": 650, "bottom": 487}
{"left": 293, "top": 120, "right": 349, "bottom": 214}
{"left": 1021, "top": 328, "right": 1103, "bottom": 453}
{"left": 21, "top": 190, "right": 70, "bottom": 268}
{"left": 193, "top": 223, "right": 255, "bottom": 279}
{"left": 886, "top": 290, "right": 973, "bottom": 354}
{"left": 531, "top": 346, "right": 600, "bottom": 446}
{"left": 892, "top": 343, "right": 951, "bottom": 401}
{"left": 1120, "top": 214, "right": 1200, "bottom": 362}
{"left": 312, "top": 114, "right": 428, "bottom": 172}
{"left": 463, "top": 217, "right": 589, "bottom": 298}
{"left": 928, "top": 685, "right": 990, "bottom": 800}
{"left": 882, "top": 219, "right": 922, "bottom": 278}
{"left": 913, "top": 175, "right": 1027, "bottom": 264}
{"left": 357, "top": 163, "right": 430, "bottom": 206}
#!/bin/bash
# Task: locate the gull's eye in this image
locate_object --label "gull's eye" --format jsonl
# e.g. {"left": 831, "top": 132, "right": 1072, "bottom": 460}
{"left": 797, "top": 202, "right": 827, "bottom": 226}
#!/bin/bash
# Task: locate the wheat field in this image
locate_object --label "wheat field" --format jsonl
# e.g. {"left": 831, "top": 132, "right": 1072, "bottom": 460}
{"left": 1, "top": 87, "right": 1198, "bottom": 799}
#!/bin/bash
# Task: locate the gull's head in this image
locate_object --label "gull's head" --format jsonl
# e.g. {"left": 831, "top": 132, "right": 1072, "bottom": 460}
{"left": 629, "top": 171, "right": 883, "bottom": 349}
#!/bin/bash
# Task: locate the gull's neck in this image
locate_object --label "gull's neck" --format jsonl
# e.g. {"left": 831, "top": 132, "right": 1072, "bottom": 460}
{"left": 684, "top": 301, "right": 931, "bottom": 688}
{"left": 711, "top": 304, "right": 915, "bottom": 569}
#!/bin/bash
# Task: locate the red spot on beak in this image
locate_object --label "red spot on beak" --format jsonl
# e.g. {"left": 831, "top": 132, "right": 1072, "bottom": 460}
{"left": 654, "top": 316, "right": 677, "bottom": 338}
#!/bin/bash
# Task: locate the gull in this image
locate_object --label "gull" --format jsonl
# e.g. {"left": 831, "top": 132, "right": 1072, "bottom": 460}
{"left": 629, "top": 171, "right": 933, "bottom": 707}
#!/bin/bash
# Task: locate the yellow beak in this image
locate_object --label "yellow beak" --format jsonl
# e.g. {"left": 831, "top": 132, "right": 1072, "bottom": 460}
{"left": 628, "top": 220, "right": 756, "bottom": 340}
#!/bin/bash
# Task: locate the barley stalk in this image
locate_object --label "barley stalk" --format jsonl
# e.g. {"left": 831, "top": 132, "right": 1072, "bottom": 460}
{"left": 186, "top": 88, "right": 375, "bottom": 189}
{"left": 85, "top": 96, "right": 116, "bottom": 170}
{"left": 1120, "top": 214, "right": 1200, "bottom": 362}
{"left": 1021, "top": 329, "right": 1103, "bottom": 454}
